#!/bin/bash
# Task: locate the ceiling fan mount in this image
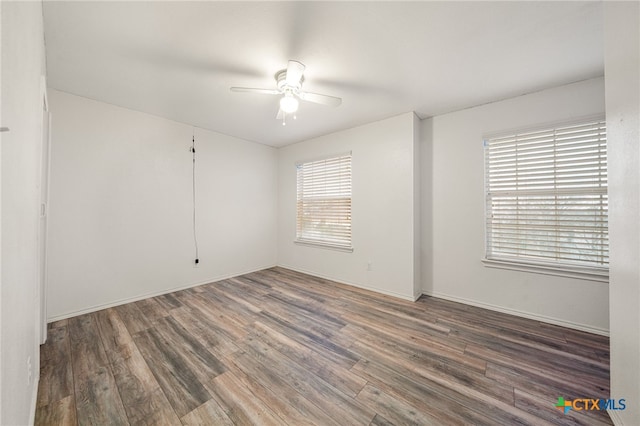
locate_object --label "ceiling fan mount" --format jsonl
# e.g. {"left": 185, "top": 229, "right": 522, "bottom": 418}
{"left": 275, "top": 69, "right": 304, "bottom": 92}
{"left": 230, "top": 60, "right": 342, "bottom": 125}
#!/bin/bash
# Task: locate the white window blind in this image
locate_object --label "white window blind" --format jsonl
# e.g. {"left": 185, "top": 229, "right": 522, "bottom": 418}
{"left": 296, "top": 153, "right": 352, "bottom": 250}
{"left": 484, "top": 118, "right": 608, "bottom": 273}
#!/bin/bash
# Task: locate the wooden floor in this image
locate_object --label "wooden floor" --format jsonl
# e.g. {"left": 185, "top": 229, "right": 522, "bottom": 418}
{"left": 36, "top": 267, "right": 611, "bottom": 425}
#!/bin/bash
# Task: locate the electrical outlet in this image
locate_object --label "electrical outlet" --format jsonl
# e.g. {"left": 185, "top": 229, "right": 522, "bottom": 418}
{"left": 27, "top": 356, "right": 33, "bottom": 385}
{"left": 193, "top": 258, "right": 200, "bottom": 268}
{"left": 367, "top": 261, "right": 372, "bottom": 271}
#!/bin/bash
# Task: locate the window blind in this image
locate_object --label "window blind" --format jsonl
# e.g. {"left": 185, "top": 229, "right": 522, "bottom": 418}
{"left": 296, "top": 153, "right": 352, "bottom": 249}
{"left": 485, "top": 118, "right": 608, "bottom": 271}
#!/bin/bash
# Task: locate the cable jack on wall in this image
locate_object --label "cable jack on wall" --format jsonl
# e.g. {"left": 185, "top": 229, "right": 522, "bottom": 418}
{"left": 191, "top": 129, "right": 199, "bottom": 267}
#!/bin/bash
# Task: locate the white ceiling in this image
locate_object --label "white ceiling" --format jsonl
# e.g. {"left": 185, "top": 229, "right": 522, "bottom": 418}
{"left": 43, "top": 1, "right": 604, "bottom": 147}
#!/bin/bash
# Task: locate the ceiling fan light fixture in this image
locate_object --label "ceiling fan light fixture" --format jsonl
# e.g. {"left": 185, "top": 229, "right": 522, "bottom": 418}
{"left": 280, "top": 93, "right": 299, "bottom": 113}
{"left": 230, "top": 60, "right": 341, "bottom": 122}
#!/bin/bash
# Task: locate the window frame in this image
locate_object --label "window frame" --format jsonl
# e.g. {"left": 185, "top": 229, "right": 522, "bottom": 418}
{"left": 295, "top": 152, "right": 353, "bottom": 252}
{"left": 482, "top": 115, "right": 609, "bottom": 283}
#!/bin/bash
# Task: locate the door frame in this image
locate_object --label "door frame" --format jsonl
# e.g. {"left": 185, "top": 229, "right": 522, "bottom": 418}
{"left": 38, "top": 77, "right": 51, "bottom": 344}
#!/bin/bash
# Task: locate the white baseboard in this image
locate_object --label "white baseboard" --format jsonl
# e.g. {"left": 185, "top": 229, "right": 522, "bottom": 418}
{"left": 29, "top": 376, "right": 39, "bottom": 425}
{"left": 413, "top": 287, "right": 423, "bottom": 302}
{"left": 421, "top": 289, "right": 609, "bottom": 337}
{"left": 276, "top": 267, "right": 608, "bottom": 337}
{"left": 47, "top": 264, "right": 277, "bottom": 322}
{"left": 47, "top": 263, "right": 608, "bottom": 338}
{"left": 607, "top": 409, "right": 625, "bottom": 425}
{"left": 277, "top": 264, "right": 417, "bottom": 302}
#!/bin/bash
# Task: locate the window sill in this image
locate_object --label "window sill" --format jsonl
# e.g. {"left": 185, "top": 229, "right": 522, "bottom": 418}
{"left": 482, "top": 258, "right": 609, "bottom": 283}
{"left": 294, "top": 240, "right": 354, "bottom": 253}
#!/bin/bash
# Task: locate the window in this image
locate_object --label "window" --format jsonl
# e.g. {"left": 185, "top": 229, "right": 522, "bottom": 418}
{"left": 296, "top": 153, "right": 352, "bottom": 251}
{"left": 484, "top": 117, "right": 608, "bottom": 280}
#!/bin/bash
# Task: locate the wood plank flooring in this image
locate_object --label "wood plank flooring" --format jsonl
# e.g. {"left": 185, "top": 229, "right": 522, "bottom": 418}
{"left": 36, "top": 267, "right": 612, "bottom": 425}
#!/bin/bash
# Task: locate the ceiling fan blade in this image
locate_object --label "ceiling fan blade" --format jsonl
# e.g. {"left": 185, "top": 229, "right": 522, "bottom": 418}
{"left": 299, "top": 91, "right": 342, "bottom": 107}
{"left": 286, "top": 60, "right": 305, "bottom": 86}
{"left": 230, "top": 87, "right": 280, "bottom": 95}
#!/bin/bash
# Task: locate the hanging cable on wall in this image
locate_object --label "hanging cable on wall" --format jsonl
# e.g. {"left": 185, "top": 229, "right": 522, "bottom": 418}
{"left": 191, "top": 128, "right": 199, "bottom": 265}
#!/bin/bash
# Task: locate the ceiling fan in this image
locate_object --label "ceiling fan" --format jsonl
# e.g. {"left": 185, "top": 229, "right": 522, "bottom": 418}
{"left": 230, "top": 60, "right": 342, "bottom": 125}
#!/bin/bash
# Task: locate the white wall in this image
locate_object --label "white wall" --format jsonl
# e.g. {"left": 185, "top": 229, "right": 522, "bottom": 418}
{"left": 422, "top": 78, "right": 609, "bottom": 334}
{"left": 277, "top": 112, "right": 420, "bottom": 300}
{"left": 604, "top": 2, "right": 640, "bottom": 424}
{"left": 1, "top": 1, "right": 46, "bottom": 424}
{"left": 47, "top": 90, "right": 278, "bottom": 320}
